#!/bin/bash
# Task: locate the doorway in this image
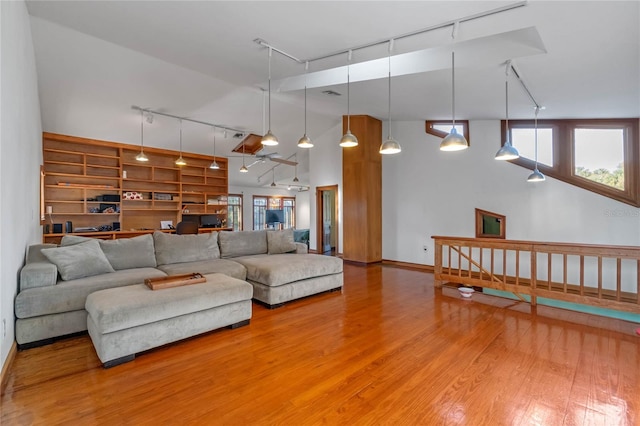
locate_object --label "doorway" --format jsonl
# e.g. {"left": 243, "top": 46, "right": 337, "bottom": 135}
{"left": 316, "top": 185, "right": 339, "bottom": 255}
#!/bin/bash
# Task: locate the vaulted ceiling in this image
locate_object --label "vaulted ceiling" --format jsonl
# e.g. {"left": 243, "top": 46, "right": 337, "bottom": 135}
{"left": 26, "top": 1, "right": 640, "bottom": 188}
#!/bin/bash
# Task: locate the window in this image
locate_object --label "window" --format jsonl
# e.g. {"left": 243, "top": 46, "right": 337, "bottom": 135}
{"left": 253, "top": 196, "right": 296, "bottom": 230}
{"left": 573, "top": 128, "right": 624, "bottom": 191}
{"left": 504, "top": 119, "right": 639, "bottom": 207}
{"left": 425, "top": 120, "right": 470, "bottom": 144}
{"left": 227, "top": 194, "right": 243, "bottom": 231}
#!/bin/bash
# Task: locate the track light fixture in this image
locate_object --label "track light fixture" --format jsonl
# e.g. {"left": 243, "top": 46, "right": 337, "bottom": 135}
{"left": 340, "top": 50, "right": 358, "bottom": 148}
{"left": 262, "top": 47, "right": 278, "bottom": 146}
{"left": 298, "top": 62, "right": 314, "bottom": 148}
{"left": 379, "top": 40, "right": 401, "bottom": 155}
{"left": 440, "top": 22, "right": 469, "bottom": 152}
{"left": 135, "top": 109, "right": 149, "bottom": 162}
{"left": 175, "top": 119, "right": 187, "bottom": 166}
{"left": 209, "top": 126, "right": 220, "bottom": 170}
{"left": 495, "top": 61, "right": 519, "bottom": 161}
{"left": 527, "top": 106, "right": 546, "bottom": 182}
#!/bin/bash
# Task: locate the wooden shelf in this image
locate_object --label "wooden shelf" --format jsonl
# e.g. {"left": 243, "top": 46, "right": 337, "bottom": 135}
{"left": 42, "top": 132, "right": 229, "bottom": 241}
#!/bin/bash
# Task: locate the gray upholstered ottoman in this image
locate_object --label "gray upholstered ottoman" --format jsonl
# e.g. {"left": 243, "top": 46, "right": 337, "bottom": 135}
{"left": 86, "top": 273, "right": 252, "bottom": 367}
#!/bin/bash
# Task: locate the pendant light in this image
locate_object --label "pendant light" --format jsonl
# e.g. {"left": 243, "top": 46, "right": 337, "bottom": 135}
{"left": 527, "top": 106, "right": 546, "bottom": 182}
{"left": 262, "top": 47, "right": 278, "bottom": 146}
{"left": 339, "top": 50, "right": 358, "bottom": 148}
{"left": 298, "top": 61, "right": 314, "bottom": 148}
{"left": 293, "top": 155, "right": 299, "bottom": 182}
{"left": 239, "top": 141, "right": 248, "bottom": 173}
{"left": 270, "top": 169, "right": 277, "bottom": 187}
{"left": 209, "top": 126, "right": 220, "bottom": 170}
{"left": 495, "top": 61, "right": 519, "bottom": 161}
{"left": 135, "top": 109, "right": 149, "bottom": 162}
{"left": 379, "top": 40, "right": 401, "bottom": 155}
{"left": 440, "top": 22, "right": 469, "bottom": 152}
{"left": 175, "top": 119, "right": 187, "bottom": 166}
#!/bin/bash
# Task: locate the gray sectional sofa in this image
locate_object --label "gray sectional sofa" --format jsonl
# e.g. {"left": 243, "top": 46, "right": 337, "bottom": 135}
{"left": 16, "top": 229, "right": 343, "bottom": 348}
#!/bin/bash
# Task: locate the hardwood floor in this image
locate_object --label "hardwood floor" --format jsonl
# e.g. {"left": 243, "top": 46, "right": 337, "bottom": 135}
{"left": 2, "top": 263, "right": 639, "bottom": 425}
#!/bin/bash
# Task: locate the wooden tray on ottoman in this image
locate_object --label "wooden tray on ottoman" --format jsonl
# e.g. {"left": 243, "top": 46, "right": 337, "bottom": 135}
{"left": 145, "top": 273, "right": 206, "bottom": 290}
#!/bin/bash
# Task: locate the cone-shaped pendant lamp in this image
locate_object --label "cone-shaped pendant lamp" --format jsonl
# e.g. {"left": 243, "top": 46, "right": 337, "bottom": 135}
{"left": 262, "top": 47, "right": 278, "bottom": 146}
{"left": 239, "top": 139, "right": 248, "bottom": 173}
{"left": 135, "top": 109, "right": 149, "bottom": 162}
{"left": 380, "top": 40, "right": 401, "bottom": 155}
{"left": 495, "top": 61, "right": 519, "bottom": 161}
{"left": 440, "top": 23, "right": 469, "bottom": 152}
{"left": 175, "top": 119, "right": 187, "bottom": 166}
{"left": 209, "top": 126, "right": 220, "bottom": 170}
{"left": 340, "top": 50, "right": 358, "bottom": 148}
{"left": 298, "top": 62, "right": 314, "bottom": 148}
{"left": 527, "top": 106, "right": 546, "bottom": 182}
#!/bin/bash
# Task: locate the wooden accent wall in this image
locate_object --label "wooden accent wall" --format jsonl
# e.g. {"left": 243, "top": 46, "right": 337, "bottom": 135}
{"left": 342, "top": 115, "right": 382, "bottom": 263}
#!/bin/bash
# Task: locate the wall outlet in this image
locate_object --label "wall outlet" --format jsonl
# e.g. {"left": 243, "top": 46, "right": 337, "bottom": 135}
{"left": 423, "top": 245, "right": 428, "bottom": 253}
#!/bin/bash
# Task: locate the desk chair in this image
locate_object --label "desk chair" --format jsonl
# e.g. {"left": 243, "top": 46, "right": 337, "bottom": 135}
{"left": 176, "top": 221, "right": 199, "bottom": 235}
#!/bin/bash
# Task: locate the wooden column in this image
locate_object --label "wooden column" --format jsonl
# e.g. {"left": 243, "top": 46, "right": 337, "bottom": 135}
{"left": 342, "top": 115, "right": 382, "bottom": 263}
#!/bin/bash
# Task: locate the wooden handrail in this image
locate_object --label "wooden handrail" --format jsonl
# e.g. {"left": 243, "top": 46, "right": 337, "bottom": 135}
{"left": 432, "top": 236, "right": 640, "bottom": 315}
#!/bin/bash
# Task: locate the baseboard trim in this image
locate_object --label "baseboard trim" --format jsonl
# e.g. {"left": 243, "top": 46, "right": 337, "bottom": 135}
{"left": 382, "top": 259, "right": 434, "bottom": 272}
{"left": 1, "top": 341, "right": 17, "bottom": 395}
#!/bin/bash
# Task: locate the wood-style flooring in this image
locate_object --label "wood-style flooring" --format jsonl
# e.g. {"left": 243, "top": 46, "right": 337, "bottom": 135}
{"left": 2, "top": 263, "right": 639, "bottom": 425}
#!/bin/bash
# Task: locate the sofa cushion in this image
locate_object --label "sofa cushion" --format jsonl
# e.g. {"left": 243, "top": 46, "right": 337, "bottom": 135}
{"left": 41, "top": 240, "right": 115, "bottom": 281}
{"left": 157, "top": 259, "right": 247, "bottom": 281}
{"left": 99, "top": 234, "right": 157, "bottom": 270}
{"left": 232, "top": 254, "right": 343, "bottom": 287}
{"left": 219, "top": 230, "right": 268, "bottom": 258}
{"left": 15, "top": 267, "right": 166, "bottom": 318}
{"left": 153, "top": 231, "right": 220, "bottom": 265}
{"left": 267, "top": 229, "right": 297, "bottom": 254}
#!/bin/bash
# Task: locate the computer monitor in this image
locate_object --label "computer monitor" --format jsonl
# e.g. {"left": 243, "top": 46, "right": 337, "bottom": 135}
{"left": 265, "top": 209, "right": 284, "bottom": 225}
{"left": 200, "top": 214, "right": 222, "bottom": 228}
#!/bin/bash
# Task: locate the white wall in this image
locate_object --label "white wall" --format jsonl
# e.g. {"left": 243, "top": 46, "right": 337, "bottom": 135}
{"left": 0, "top": 1, "right": 43, "bottom": 370}
{"left": 382, "top": 120, "right": 640, "bottom": 266}
{"left": 308, "top": 121, "right": 343, "bottom": 252}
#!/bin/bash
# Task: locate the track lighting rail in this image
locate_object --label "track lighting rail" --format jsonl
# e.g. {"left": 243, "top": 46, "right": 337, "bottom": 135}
{"left": 131, "top": 105, "right": 247, "bottom": 135}
{"left": 254, "top": 0, "right": 527, "bottom": 64}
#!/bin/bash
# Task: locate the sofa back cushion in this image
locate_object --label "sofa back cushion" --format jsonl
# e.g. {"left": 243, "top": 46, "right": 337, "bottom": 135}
{"left": 41, "top": 239, "right": 115, "bottom": 281}
{"left": 61, "top": 234, "right": 157, "bottom": 270}
{"left": 153, "top": 231, "right": 220, "bottom": 265}
{"left": 99, "top": 234, "right": 157, "bottom": 270}
{"left": 267, "top": 229, "right": 297, "bottom": 254}
{"left": 218, "top": 230, "right": 268, "bottom": 258}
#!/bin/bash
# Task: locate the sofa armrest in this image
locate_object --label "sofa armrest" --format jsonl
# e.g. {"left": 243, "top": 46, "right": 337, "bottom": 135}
{"left": 294, "top": 242, "right": 308, "bottom": 254}
{"left": 20, "top": 261, "right": 58, "bottom": 290}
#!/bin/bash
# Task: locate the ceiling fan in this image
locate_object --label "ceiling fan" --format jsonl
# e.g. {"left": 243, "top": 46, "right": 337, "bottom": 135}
{"left": 229, "top": 149, "right": 298, "bottom": 168}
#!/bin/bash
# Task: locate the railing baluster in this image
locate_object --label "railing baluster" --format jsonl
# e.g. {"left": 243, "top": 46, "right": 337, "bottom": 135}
{"left": 457, "top": 245, "right": 461, "bottom": 277}
{"left": 616, "top": 258, "right": 621, "bottom": 302}
{"left": 580, "top": 256, "right": 584, "bottom": 296}
{"left": 515, "top": 249, "right": 520, "bottom": 287}
{"left": 468, "top": 246, "right": 472, "bottom": 278}
{"left": 531, "top": 247, "right": 537, "bottom": 306}
{"left": 547, "top": 252, "right": 552, "bottom": 291}
{"left": 597, "top": 256, "right": 603, "bottom": 299}
{"left": 491, "top": 248, "right": 495, "bottom": 282}
{"left": 480, "top": 248, "right": 484, "bottom": 282}
{"left": 637, "top": 259, "right": 640, "bottom": 304}
{"left": 563, "top": 254, "right": 568, "bottom": 294}
{"left": 447, "top": 245, "right": 452, "bottom": 276}
{"left": 503, "top": 249, "right": 507, "bottom": 284}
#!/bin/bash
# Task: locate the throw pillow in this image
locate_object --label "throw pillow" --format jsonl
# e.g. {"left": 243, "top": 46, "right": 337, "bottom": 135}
{"left": 153, "top": 231, "right": 220, "bottom": 265}
{"left": 267, "top": 228, "right": 297, "bottom": 254}
{"left": 41, "top": 239, "right": 115, "bottom": 281}
{"left": 99, "top": 234, "right": 157, "bottom": 270}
